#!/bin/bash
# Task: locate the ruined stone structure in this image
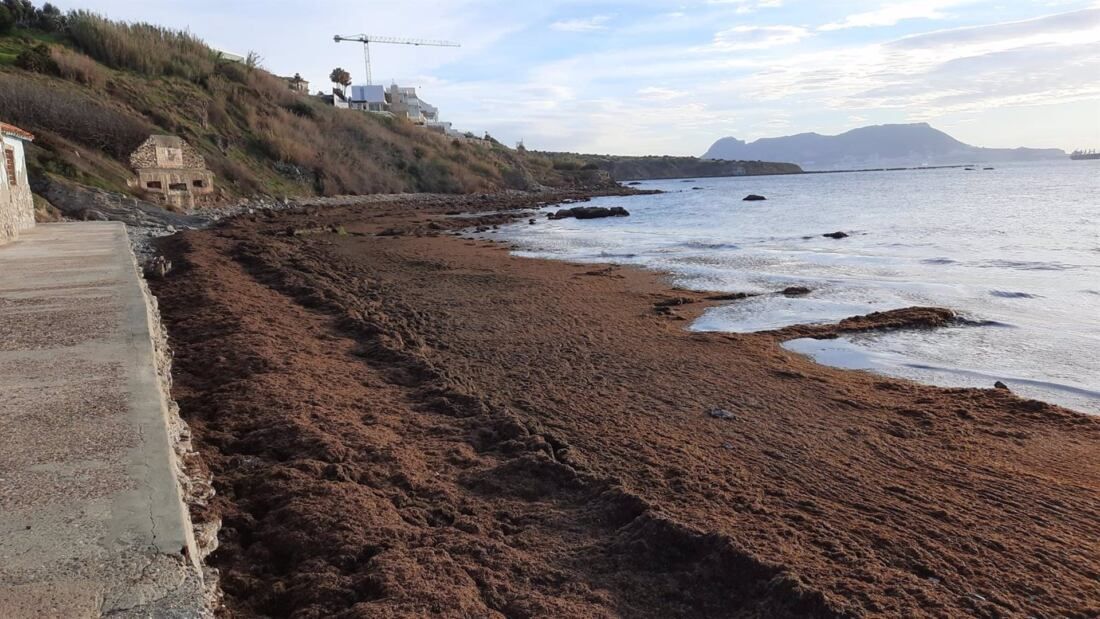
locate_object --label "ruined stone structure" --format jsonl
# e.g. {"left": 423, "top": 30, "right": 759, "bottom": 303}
{"left": 0, "top": 122, "right": 36, "bottom": 244}
{"left": 129, "top": 135, "right": 214, "bottom": 209}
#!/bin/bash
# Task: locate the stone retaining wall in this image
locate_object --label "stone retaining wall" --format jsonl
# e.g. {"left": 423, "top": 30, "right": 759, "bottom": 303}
{"left": 0, "top": 135, "right": 35, "bottom": 244}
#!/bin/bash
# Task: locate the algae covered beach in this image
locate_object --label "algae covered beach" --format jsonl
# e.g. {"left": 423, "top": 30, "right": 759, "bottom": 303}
{"left": 3, "top": 0, "right": 1098, "bottom": 616}
{"left": 150, "top": 194, "right": 1100, "bottom": 617}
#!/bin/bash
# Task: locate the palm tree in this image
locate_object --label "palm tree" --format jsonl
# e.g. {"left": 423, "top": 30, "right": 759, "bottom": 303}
{"left": 329, "top": 67, "right": 351, "bottom": 93}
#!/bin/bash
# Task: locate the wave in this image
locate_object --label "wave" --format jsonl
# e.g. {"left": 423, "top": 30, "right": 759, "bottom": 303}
{"left": 980, "top": 259, "right": 1073, "bottom": 271}
{"left": 681, "top": 241, "right": 740, "bottom": 250}
{"left": 990, "top": 290, "right": 1041, "bottom": 299}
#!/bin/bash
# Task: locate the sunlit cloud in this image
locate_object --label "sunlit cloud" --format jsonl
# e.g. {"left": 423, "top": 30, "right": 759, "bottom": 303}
{"left": 819, "top": 1, "right": 969, "bottom": 31}
{"left": 712, "top": 24, "right": 811, "bottom": 49}
{"left": 550, "top": 15, "right": 613, "bottom": 32}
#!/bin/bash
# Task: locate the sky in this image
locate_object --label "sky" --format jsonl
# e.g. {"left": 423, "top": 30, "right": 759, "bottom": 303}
{"left": 51, "top": 0, "right": 1100, "bottom": 155}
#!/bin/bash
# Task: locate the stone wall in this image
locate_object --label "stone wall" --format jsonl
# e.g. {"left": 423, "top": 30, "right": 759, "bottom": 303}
{"left": 129, "top": 135, "right": 215, "bottom": 210}
{"left": 0, "top": 136, "right": 35, "bottom": 244}
{"left": 130, "top": 135, "right": 208, "bottom": 171}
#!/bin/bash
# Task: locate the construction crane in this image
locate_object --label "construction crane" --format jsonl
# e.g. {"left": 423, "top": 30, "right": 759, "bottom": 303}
{"left": 333, "top": 34, "right": 460, "bottom": 85}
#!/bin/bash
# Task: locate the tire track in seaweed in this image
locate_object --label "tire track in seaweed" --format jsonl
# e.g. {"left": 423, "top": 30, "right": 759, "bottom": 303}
{"left": 225, "top": 231, "right": 850, "bottom": 618}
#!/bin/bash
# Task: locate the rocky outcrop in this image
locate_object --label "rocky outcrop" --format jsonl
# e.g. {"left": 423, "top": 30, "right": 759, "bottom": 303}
{"left": 536, "top": 153, "right": 803, "bottom": 181}
{"left": 548, "top": 206, "right": 630, "bottom": 220}
{"left": 823, "top": 231, "right": 849, "bottom": 239}
{"left": 743, "top": 194, "right": 766, "bottom": 201}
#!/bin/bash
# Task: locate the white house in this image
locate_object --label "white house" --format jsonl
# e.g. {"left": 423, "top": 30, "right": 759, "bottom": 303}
{"left": 387, "top": 85, "right": 429, "bottom": 124}
{"left": 1, "top": 122, "right": 35, "bottom": 244}
{"left": 349, "top": 84, "right": 388, "bottom": 113}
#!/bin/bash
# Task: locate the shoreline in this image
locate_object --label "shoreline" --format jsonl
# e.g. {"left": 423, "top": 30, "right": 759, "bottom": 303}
{"left": 150, "top": 193, "right": 1100, "bottom": 617}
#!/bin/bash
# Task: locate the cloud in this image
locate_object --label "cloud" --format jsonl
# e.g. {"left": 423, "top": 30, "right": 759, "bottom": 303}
{"left": 819, "top": 1, "right": 967, "bottom": 31}
{"left": 712, "top": 25, "right": 810, "bottom": 50}
{"left": 637, "top": 87, "right": 684, "bottom": 100}
{"left": 707, "top": 0, "right": 784, "bottom": 13}
{"left": 550, "top": 15, "right": 613, "bottom": 32}
{"left": 724, "top": 7, "right": 1100, "bottom": 119}
{"left": 433, "top": 4, "right": 1098, "bottom": 153}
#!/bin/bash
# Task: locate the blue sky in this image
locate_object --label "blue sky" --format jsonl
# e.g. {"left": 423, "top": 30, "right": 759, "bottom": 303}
{"left": 52, "top": 1, "right": 1100, "bottom": 155}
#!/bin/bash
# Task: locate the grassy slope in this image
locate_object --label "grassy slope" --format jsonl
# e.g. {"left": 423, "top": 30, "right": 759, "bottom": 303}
{"left": 537, "top": 152, "right": 804, "bottom": 180}
{"left": 0, "top": 22, "right": 604, "bottom": 204}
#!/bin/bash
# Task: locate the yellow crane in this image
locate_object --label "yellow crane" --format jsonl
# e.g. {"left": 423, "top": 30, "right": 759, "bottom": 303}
{"left": 333, "top": 34, "right": 461, "bottom": 85}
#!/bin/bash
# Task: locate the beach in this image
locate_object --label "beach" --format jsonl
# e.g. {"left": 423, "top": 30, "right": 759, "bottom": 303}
{"left": 150, "top": 194, "right": 1100, "bottom": 617}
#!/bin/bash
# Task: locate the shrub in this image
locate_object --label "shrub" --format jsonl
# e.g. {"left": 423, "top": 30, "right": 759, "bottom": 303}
{"left": 282, "top": 100, "right": 315, "bottom": 119}
{"left": 552, "top": 159, "right": 582, "bottom": 171}
{"left": 15, "top": 43, "right": 58, "bottom": 74}
{"left": 65, "top": 10, "right": 216, "bottom": 80}
{"left": 0, "top": 73, "right": 151, "bottom": 158}
{"left": 51, "top": 46, "right": 104, "bottom": 87}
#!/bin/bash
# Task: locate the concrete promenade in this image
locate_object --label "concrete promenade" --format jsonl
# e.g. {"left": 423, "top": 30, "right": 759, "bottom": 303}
{"left": 0, "top": 223, "right": 207, "bottom": 617}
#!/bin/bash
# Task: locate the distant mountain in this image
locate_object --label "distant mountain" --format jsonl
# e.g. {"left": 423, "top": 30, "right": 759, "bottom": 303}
{"left": 702, "top": 123, "right": 1066, "bottom": 171}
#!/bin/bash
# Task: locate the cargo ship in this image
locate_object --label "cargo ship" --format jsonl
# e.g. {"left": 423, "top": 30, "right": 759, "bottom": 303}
{"left": 1070, "top": 149, "right": 1100, "bottom": 160}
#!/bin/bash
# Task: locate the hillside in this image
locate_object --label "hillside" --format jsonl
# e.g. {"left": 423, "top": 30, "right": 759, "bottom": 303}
{"left": 703, "top": 123, "right": 1066, "bottom": 170}
{"left": 535, "top": 153, "right": 802, "bottom": 181}
{"left": 0, "top": 4, "right": 614, "bottom": 207}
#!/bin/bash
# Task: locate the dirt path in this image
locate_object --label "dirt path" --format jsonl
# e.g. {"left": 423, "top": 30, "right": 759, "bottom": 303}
{"left": 151, "top": 196, "right": 1100, "bottom": 618}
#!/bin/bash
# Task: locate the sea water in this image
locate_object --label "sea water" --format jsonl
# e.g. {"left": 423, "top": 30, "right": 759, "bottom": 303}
{"left": 497, "top": 161, "right": 1100, "bottom": 414}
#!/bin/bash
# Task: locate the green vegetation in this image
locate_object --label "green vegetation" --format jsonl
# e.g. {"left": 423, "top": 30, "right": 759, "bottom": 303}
{"left": 329, "top": 67, "right": 350, "bottom": 88}
{"left": 537, "top": 152, "right": 804, "bottom": 181}
{"left": 0, "top": 7, "right": 14, "bottom": 36}
{"left": 0, "top": 1, "right": 606, "bottom": 202}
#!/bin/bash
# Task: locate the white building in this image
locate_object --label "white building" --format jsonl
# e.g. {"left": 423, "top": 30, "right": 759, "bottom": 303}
{"left": 321, "top": 88, "right": 350, "bottom": 109}
{"left": 329, "top": 82, "right": 470, "bottom": 137}
{"left": 349, "top": 85, "right": 388, "bottom": 113}
{"left": 1, "top": 122, "right": 35, "bottom": 244}
{"left": 386, "top": 85, "right": 430, "bottom": 124}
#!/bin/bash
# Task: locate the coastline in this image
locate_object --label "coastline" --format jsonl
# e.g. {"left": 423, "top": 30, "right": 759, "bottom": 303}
{"left": 150, "top": 193, "right": 1100, "bottom": 617}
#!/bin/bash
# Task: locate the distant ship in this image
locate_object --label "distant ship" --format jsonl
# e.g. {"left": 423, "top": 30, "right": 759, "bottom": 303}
{"left": 1070, "top": 149, "right": 1100, "bottom": 160}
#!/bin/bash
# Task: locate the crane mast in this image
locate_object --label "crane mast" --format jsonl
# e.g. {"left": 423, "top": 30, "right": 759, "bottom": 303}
{"left": 333, "top": 34, "right": 460, "bottom": 85}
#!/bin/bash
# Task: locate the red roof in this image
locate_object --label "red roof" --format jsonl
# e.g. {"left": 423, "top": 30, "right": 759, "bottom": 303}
{"left": 0, "top": 122, "right": 35, "bottom": 142}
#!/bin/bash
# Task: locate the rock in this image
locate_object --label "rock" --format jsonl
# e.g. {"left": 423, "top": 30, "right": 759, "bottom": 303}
{"left": 705, "top": 292, "right": 751, "bottom": 301}
{"left": 823, "top": 231, "right": 849, "bottom": 239}
{"left": 528, "top": 219, "right": 536, "bottom": 225}
{"left": 548, "top": 206, "right": 630, "bottom": 220}
{"left": 654, "top": 296, "right": 695, "bottom": 308}
{"left": 781, "top": 286, "right": 812, "bottom": 297}
{"left": 994, "top": 381, "right": 1010, "bottom": 390}
{"left": 144, "top": 256, "right": 172, "bottom": 279}
{"left": 692, "top": 187, "right": 703, "bottom": 190}
{"left": 627, "top": 181, "right": 642, "bottom": 186}
{"left": 708, "top": 408, "right": 737, "bottom": 420}
{"left": 743, "top": 194, "right": 767, "bottom": 201}
{"left": 80, "top": 209, "right": 109, "bottom": 221}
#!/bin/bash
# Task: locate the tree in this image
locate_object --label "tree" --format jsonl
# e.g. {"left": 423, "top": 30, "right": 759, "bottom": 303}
{"left": 2, "top": 0, "right": 33, "bottom": 26}
{"left": 245, "top": 50, "right": 263, "bottom": 72}
{"left": 34, "top": 2, "right": 63, "bottom": 32}
{"left": 329, "top": 67, "right": 351, "bottom": 88}
{"left": 0, "top": 6, "right": 13, "bottom": 34}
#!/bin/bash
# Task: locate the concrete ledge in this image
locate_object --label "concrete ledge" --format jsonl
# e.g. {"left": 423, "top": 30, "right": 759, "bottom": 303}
{"left": 0, "top": 223, "right": 209, "bottom": 617}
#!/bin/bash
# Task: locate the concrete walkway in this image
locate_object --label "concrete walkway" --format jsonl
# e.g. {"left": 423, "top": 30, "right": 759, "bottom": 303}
{"left": 0, "top": 223, "right": 207, "bottom": 617}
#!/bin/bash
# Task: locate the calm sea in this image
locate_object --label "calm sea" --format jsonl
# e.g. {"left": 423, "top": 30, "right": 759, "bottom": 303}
{"left": 498, "top": 161, "right": 1100, "bottom": 414}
